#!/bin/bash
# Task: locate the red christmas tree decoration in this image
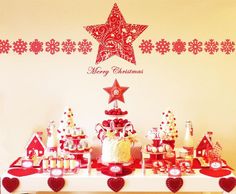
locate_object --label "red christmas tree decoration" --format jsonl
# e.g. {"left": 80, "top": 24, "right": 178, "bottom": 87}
{"left": 84, "top": 3, "right": 148, "bottom": 64}
{"left": 104, "top": 79, "right": 129, "bottom": 103}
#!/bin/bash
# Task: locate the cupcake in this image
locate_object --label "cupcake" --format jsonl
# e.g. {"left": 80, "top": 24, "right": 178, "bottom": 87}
{"left": 71, "top": 129, "right": 79, "bottom": 139}
{"left": 64, "top": 141, "right": 69, "bottom": 151}
{"left": 65, "top": 127, "right": 72, "bottom": 138}
{"left": 78, "top": 129, "right": 86, "bottom": 139}
{"left": 69, "top": 144, "right": 76, "bottom": 152}
{"left": 77, "top": 144, "right": 84, "bottom": 152}
{"left": 83, "top": 141, "right": 90, "bottom": 152}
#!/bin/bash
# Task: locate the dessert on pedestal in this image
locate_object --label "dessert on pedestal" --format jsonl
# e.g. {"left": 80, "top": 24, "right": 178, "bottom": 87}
{"left": 144, "top": 110, "right": 178, "bottom": 165}
{"left": 57, "top": 107, "right": 91, "bottom": 161}
{"left": 95, "top": 79, "right": 136, "bottom": 165}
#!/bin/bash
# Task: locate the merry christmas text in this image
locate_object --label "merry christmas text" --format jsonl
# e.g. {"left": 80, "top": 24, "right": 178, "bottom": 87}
{"left": 87, "top": 66, "right": 144, "bottom": 77}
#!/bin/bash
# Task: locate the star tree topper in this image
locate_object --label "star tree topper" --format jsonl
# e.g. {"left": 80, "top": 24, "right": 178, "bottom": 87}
{"left": 104, "top": 79, "right": 129, "bottom": 104}
{"left": 84, "top": 3, "right": 148, "bottom": 64}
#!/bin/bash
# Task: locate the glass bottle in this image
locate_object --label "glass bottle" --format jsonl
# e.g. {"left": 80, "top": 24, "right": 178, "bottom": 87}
{"left": 183, "top": 120, "right": 194, "bottom": 156}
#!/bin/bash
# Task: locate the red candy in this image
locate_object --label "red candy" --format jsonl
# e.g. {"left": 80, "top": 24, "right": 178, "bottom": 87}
{"left": 102, "top": 118, "right": 128, "bottom": 128}
{"left": 105, "top": 108, "right": 128, "bottom": 115}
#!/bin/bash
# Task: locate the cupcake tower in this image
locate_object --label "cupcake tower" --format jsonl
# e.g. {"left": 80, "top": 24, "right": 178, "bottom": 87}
{"left": 146, "top": 110, "right": 178, "bottom": 154}
{"left": 58, "top": 107, "right": 90, "bottom": 154}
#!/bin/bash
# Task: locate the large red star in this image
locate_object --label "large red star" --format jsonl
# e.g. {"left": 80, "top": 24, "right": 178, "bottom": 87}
{"left": 103, "top": 79, "right": 129, "bottom": 103}
{"left": 84, "top": 3, "right": 148, "bottom": 64}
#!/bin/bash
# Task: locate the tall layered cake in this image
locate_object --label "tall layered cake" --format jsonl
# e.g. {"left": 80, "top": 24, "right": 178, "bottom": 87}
{"left": 95, "top": 79, "right": 136, "bottom": 164}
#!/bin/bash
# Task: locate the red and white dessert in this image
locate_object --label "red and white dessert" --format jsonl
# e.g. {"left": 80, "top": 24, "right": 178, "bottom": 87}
{"left": 145, "top": 110, "right": 178, "bottom": 154}
{"left": 58, "top": 107, "right": 91, "bottom": 154}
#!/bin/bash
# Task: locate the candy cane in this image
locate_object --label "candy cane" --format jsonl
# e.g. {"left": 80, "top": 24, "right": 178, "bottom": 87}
{"left": 95, "top": 123, "right": 107, "bottom": 141}
{"left": 109, "top": 120, "right": 115, "bottom": 131}
{"left": 95, "top": 123, "right": 106, "bottom": 132}
{"left": 121, "top": 122, "right": 134, "bottom": 137}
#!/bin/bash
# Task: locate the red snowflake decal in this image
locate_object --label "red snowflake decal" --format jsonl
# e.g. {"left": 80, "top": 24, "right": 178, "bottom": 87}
{"left": 139, "top": 40, "right": 154, "bottom": 54}
{"left": 204, "top": 39, "right": 219, "bottom": 54}
{"left": 45, "top": 39, "right": 60, "bottom": 55}
{"left": 155, "top": 39, "right": 170, "bottom": 55}
{"left": 172, "top": 39, "right": 186, "bottom": 54}
{"left": 0, "top": 39, "right": 11, "bottom": 54}
{"left": 220, "top": 39, "right": 235, "bottom": 54}
{"left": 13, "top": 39, "right": 27, "bottom": 55}
{"left": 29, "top": 39, "right": 43, "bottom": 55}
{"left": 62, "top": 39, "right": 76, "bottom": 54}
{"left": 188, "top": 39, "right": 203, "bottom": 55}
{"left": 78, "top": 39, "right": 92, "bottom": 54}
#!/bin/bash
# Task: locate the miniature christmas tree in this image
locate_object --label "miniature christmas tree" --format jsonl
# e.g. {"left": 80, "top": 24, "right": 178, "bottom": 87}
{"left": 159, "top": 110, "right": 178, "bottom": 141}
{"left": 58, "top": 107, "right": 76, "bottom": 139}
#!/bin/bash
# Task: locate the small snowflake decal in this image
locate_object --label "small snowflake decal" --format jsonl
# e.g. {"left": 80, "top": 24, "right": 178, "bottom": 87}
{"left": 13, "top": 39, "right": 27, "bottom": 55}
{"left": 78, "top": 39, "right": 92, "bottom": 54}
{"left": 220, "top": 39, "right": 235, "bottom": 54}
{"left": 62, "top": 39, "right": 76, "bottom": 54}
{"left": 45, "top": 39, "right": 60, "bottom": 55}
{"left": 188, "top": 39, "right": 203, "bottom": 55}
{"left": 0, "top": 39, "right": 11, "bottom": 54}
{"left": 155, "top": 39, "right": 170, "bottom": 55}
{"left": 29, "top": 39, "right": 43, "bottom": 55}
{"left": 139, "top": 39, "right": 154, "bottom": 54}
{"left": 204, "top": 39, "right": 219, "bottom": 55}
{"left": 172, "top": 39, "right": 186, "bottom": 55}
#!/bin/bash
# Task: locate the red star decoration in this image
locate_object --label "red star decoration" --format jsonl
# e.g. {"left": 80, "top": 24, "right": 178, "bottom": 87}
{"left": 84, "top": 3, "right": 148, "bottom": 64}
{"left": 103, "top": 79, "right": 129, "bottom": 103}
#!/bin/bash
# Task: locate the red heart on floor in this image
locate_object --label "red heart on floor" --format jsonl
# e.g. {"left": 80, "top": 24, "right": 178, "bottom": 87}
{"left": 166, "top": 177, "right": 183, "bottom": 193}
{"left": 47, "top": 177, "right": 65, "bottom": 192}
{"left": 2, "top": 177, "right": 20, "bottom": 192}
{"left": 219, "top": 177, "right": 236, "bottom": 192}
{"left": 8, "top": 168, "right": 39, "bottom": 177}
{"left": 107, "top": 177, "right": 125, "bottom": 192}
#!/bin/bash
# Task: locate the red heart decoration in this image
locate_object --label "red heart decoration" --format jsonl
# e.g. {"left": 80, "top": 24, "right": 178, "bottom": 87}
{"left": 107, "top": 177, "right": 125, "bottom": 192}
{"left": 2, "top": 177, "right": 20, "bottom": 192}
{"left": 166, "top": 177, "right": 183, "bottom": 193}
{"left": 47, "top": 177, "right": 65, "bottom": 192}
{"left": 219, "top": 177, "right": 236, "bottom": 193}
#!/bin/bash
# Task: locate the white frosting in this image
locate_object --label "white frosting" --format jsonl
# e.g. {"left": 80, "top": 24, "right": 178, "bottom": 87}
{"left": 102, "top": 138, "right": 132, "bottom": 163}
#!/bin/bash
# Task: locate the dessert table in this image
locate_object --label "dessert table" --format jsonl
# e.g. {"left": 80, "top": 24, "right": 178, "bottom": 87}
{"left": 1, "top": 168, "right": 236, "bottom": 194}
